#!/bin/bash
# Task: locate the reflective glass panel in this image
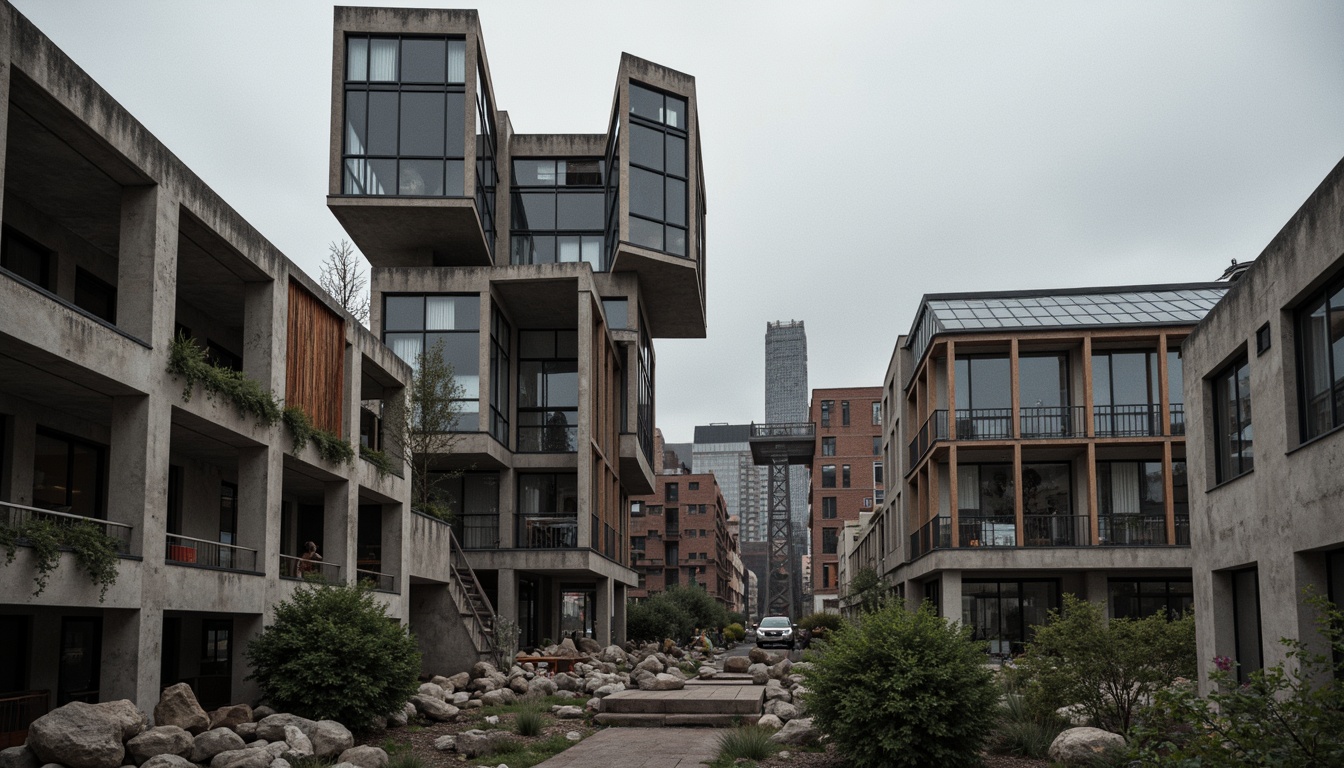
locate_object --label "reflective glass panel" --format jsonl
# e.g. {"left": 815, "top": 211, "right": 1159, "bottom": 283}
{"left": 366, "top": 91, "right": 399, "bottom": 155}
{"left": 384, "top": 296, "right": 424, "bottom": 330}
{"left": 400, "top": 38, "right": 445, "bottom": 83}
{"left": 399, "top": 92, "right": 445, "bottom": 156}
{"left": 630, "top": 168, "right": 664, "bottom": 220}
{"left": 630, "top": 124, "right": 664, "bottom": 171}
{"left": 557, "top": 192, "right": 603, "bottom": 230}
{"left": 629, "top": 217, "right": 662, "bottom": 251}
{"left": 629, "top": 83, "right": 663, "bottom": 122}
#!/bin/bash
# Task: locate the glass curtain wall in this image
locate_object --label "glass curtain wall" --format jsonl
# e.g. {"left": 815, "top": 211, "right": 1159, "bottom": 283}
{"left": 433, "top": 472, "right": 499, "bottom": 549}
{"left": 516, "top": 474, "right": 578, "bottom": 548}
{"left": 510, "top": 159, "right": 605, "bottom": 269}
{"left": 1019, "top": 354, "right": 1072, "bottom": 437}
{"left": 954, "top": 356, "right": 1011, "bottom": 439}
{"left": 1097, "top": 461, "right": 1167, "bottom": 545}
{"left": 627, "top": 82, "right": 688, "bottom": 256}
{"left": 1214, "top": 357, "right": 1253, "bottom": 482}
{"left": 517, "top": 331, "right": 578, "bottom": 452}
{"left": 383, "top": 295, "right": 481, "bottom": 426}
{"left": 343, "top": 36, "right": 467, "bottom": 196}
{"left": 1021, "top": 463, "right": 1081, "bottom": 545}
{"left": 1092, "top": 351, "right": 1160, "bottom": 436}
{"left": 961, "top": 580, "right": 1058, "bottom": 656}
{"left": 489, "top": 309, "right": 510, "bottom": 446}
{"left": 1297, "top": 277, "right": 1344, "bottom": 441}
{"left": 475, "top": 58, "right": 497, "bottom": 249}
{"left": 957, "top": 463, "right": 1015, "bottom": 546}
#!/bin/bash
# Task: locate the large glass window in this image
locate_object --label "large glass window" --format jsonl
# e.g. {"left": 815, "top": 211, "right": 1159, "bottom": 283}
{"left": 1298, "top": 275, "right": 1344, "bottom": 441}
{"left": 517, "top": 474, "right": 578, "bottom": 548}
{"left": 821, "top": 465, "right": 836, "bottom": 488}
{"left": 821, "top": 437, "right": 835, "bottom": 456}
{"left": 961, "top": 580, "right": 1059, "bottom": 656}
{"left": 1021, "top": 463, "right": 1072, "bottom": 517}
{"left": 627, "top": 82, "right": 688, "bottom": 257}
{"left": 475, "top": 59, "right": 497, "bottom": 252}
{"left": 638, "top": 328, "right": 654, "bottom": 464}
{"left": 343, "top": 36, "right": 467, "bottom": 197}
{"left": 434, "top": 472, "right": 500, "bottom": 549}
{"left": 510, "top": 159, "right": 605, "bottom": 270}
{"left": 954, "top": 356, "right": 1011, "bottom": 438}
{"left": 956, "top": 464, "right": 1016, "bottom": 547}
{"left": 1019, "top": 354, "right": 1071, "bottom": 436}
{"left": 1109, "top": 578, "right": 1192, "bottom": 619}
{"left": 1214, "top": 355, "right": 1253, "bottom": 482}
{"left": 1093, "top": 350, "right": 1161, "bottom": 436}
{"left": 383, "top": 295, "right": 480, "bottom": 425}
{"left": 489, "top": 309, "right": 510, "bottom": 447}
{"left": 1, "top": 226, "right": 54, "bottom": 290}
{"left": 821, "top": 497, "right": 837, "bottom": 519}
{"left": 822, "top": 527, "right": 839, "bottom": 555}
{"left": 1097, "top": 460, "right": 1167, "bottom": 545}
{"left": 1232, "top": 567, "right": 1263, "bottom": 684}
{"left": 517, "top": 330, "right": 578, "bottom": 452}
{"left": 32, "top": 429, "right": 106, "bottom": 518}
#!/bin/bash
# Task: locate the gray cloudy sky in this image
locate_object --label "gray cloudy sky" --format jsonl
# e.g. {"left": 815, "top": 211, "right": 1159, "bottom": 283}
{"left": 17, "top": 1, "right": 1344, "bottom": 443}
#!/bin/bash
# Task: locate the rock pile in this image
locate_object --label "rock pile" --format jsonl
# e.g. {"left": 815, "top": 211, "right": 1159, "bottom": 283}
{"left": 3, "top": 686, "right": 374, "bottom": 768}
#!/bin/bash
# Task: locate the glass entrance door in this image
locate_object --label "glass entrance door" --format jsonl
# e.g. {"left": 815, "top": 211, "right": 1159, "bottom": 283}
{"left": 560, "top": 588, "right": 595, "bottom": 640}
{"left": 58, "top": 617, "right": 102, "bottom": 705}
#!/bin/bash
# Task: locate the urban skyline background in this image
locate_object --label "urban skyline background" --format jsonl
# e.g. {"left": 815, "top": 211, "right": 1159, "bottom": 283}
{"left": 18, "top": 0, "right": 1344, "bottom": 443}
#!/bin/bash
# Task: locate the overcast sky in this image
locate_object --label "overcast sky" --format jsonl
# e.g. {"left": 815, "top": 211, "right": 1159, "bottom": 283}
{"left": 16, "top": 1, "right": 1344, "bottom": 443}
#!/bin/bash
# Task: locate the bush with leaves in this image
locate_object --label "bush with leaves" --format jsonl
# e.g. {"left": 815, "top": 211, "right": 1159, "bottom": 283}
{"left": 847, "top": 566, "right": 887, "bottom": 613}
{"left": 1131, "top": 593, "right": 1344, "bottom": 767}
{"left": 799, "top": 611, "right": 846, "bottom": 641}
{"left": 663, "top": 584, "right": 729, "bottom": 630}
{"left": 245, "top": 583, "right": 420, "bottom": 726}
{"left": 800, "top": 601, "right": 998, "bottom": 768}
{"left": 167, "top": 334, "right": 280, "bottom": 426}
{"left": 722, "top": 622, "right": 745, "bottom": 642}
{"left": 1008, "top": 594, "right": 1196, "bottom": 735}
{"left": 626, "top": 594, "right": 695, "bottom": 644}
{"left": 1, "top": 518, "right": 120, "bottom": 600}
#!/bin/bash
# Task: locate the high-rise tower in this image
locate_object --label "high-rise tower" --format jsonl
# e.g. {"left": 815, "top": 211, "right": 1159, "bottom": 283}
{"left": 765, "top": 321, "right": 809, "bottom": 543}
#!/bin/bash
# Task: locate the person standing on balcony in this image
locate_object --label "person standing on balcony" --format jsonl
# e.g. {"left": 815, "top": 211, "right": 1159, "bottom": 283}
{"left": 298, "top": 541, "right": 322, "bottom": 575}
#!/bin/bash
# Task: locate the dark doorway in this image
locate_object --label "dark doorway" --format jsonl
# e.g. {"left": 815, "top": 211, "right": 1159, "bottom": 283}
{"left": 518, "top": 577, "right": 538, "bottom": 648}
{"left": 57, "top": 617, "right": 101, "bottom": 705}
{"left": 198, "top": 619, "right": 232, "bottom": 710}
{"left": 161, "top": 616, "right": 182, "bottom": 689}
{"left": 298, "top": 504, "right": 325, "bottom": 557}
{"left": 0, "top": 615, "right": 31, "bottom": 693}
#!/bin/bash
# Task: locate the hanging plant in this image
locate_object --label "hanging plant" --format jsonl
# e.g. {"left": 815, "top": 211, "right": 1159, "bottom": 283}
{"left": 282, "top": 406, "right": 355, "bottom": 466}
{"left": 1, "top": 518, "right": 120, "bottom": 601}
{"left": 167, "top": 334, "right": 281, "bottom": 427}
{"left": 359, "top": 445, "right": 396, "bottom": 478}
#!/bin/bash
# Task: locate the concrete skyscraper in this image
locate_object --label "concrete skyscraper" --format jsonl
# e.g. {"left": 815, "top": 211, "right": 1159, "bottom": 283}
{"left": 765, "top": 321, "right": 810, "bottom": 542}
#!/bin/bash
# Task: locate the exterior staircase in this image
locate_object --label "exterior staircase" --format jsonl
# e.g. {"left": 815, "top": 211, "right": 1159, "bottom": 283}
{"left": 446, "top": 527, "right": 496, "bottom": 655}
{"left": 594, "top": 679, "right": 764, "bottom": 727}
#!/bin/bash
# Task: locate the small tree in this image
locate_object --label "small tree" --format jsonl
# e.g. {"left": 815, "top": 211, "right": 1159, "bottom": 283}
{"left": 802, "top": 601, "right": 999, "bottom": 768}
{"left": 384, "top": 340, "right": 463, "bottom": 521}
{"left": 1010, "top": 594, "right": 1197, "bottom": 735}
{"left": 663, "top": 584, "right": 729, "bottom": 631}
{"left": 626, "top": 593, "right": 695, "bottom": 644}
{"left": 847, "top": 566, "right": 886, "bottom": 613}
{"left": 245, "top": 583, "right": 420, "bottom": 726}
{"left": 319, "top": 239, "right": 369, "bottom": 326}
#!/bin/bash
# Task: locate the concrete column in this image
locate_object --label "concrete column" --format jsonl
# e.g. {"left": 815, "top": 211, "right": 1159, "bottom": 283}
{"left": 343, "top": 343, "right": 358, "bottom": 443}
{"left": 102, "top": 606, "right": 161, "bottom": 714}
{"left": 325, "top": 480, "right": 356, "bottom": 586}
{"left": 4, "top": 411, "right": 35, "bottom": 505}
{"left": 613, "top": 582, "right": 627, "bottom": 644}
{"left": 594, "top": 576, "right": 612, "bottom": 646}
{"left": 243, "top": 279, "right": 282, "bottom": 397}
{"left": 116, "top": 186, "right": 176, "bottom": 344}
{"left": 1084, "top": 571, "right": 1109, "bottom": 613}
{"left": 239, "top": 446, "right": 279, "bottom": 576}
{"left": 109, "top": 394, "right": 169, "bottom": 562}
{"left": 940, "top": 570, "right": 962, "bottom": 620}
{"left": 577, "top": 299, "right": 593, "bottom": 551}
{"left": 381, "top": 503, "right": 404, "bottom": 597}
{"left": 496, "top": 568, "right": 517, "bottom": 630}
{"left": 232, "top": 613, "right": 265, "bottom": 705}
{"left": 498, "top": 467, "right": 515, "bottom": 548}
{"left": 0, "top": 6, "right": 13, "bottom": 218}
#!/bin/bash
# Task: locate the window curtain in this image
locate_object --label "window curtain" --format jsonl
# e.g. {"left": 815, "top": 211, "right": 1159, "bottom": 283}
{"left": 446, "top": 40, "right": 466, "bottom": 84}
{"left": 369, "top": 39, "right": 398, "bottom": 81}
{"left": 425, "top": 297, "right": 457, "bottom": 330}
{"left": 1110, "top": 462, "right": 1140, "bottom": 515}
{"left": 388, "top": 335, "right": 422, "bottom": 370}
{"left": 957, "top": 466, "right": 980, "bottom": 512}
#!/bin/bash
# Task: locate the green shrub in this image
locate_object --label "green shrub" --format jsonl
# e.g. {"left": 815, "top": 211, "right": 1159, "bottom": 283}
{"left": 987, "top": 692, "right": 1069, "bottom": 759}
{"left": 1009, "top": 594, "right": 1196, "bottom": 735}
{"left": 282, "top": 406, "right": 356, "bottom": 465}
{"left": 801, "top": 601, "right": 998, "bottom": 768}
{"left": 1132, "top": 593, "right": 1344, "bottom": 767}
{"left": 723, "top": 622, "right": 745, "bottom": 642}
{"left": 167, "top": 334, "right": 280, "bottom": 426}
{"left": 360, "top": 445, "right": 396, "bottom": 478}
{"left": 626, "top": 593, "right": 695, "bottom": 643}
{"left": 663, "top": 584, "right": 729, "bottom": 631}
{"left": 799, "top": 611, "right": 845, "bottom": 637}
{"left": 515, "top": 708, "right": 543, "bottom": 737}
{"left": 385, "top": 756, "right": 422, "bottom": 768}
{"left": 715, "top": 725, "right": 778, "bottom": 762}
{"left": 245, "top": 583, "right": 420, "bottom": 726}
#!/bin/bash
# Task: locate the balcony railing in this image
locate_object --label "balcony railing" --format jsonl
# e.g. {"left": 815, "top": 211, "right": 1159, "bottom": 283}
{"left": 1098, "top": 515, "right": 1168, "bottom": 546}
{"left": 664, "top": 524, "right": 680, "bottom": 538}
{"left": 1175, "top": 515, "right": 1190, "bottom": 545}
{"left": 0, "top": 690, "right": 48, "bottom": 749}
{"left": 751, "top": 422, "right": 815, "bottom": 439}
{"left": 958, "top": 515, "right": 1017, "bottom": 547}
{"left": 1019, "top": 406, "right": 1087, "bottom": 439}
{"left": 165, "top": 534, "right": 257, "bottom": 572}
{"left": 1094, "top": 404, "right": 1162, "bottom": 438}
{"left": 908, "top": 410, "right": 949, "bottom": 467}
{"left": 910, "top": 516, "right": 952, "bottom": 559}
{"left": 455, "top": 514, "right": 500, "bottom": 549}
{"left": 356, "top": 568, "right": 396, "bottom": 592}
{"left": 516, "top": 516, "right": 578, "bottom": 548}
{"left": 1022, "top": 514, "right": 1090, "bottom": 546}
{"left": 1170, "top": 403, "right": 1186, "bottom": 436}
{"left": 1, "top": 501, "right": 133, "bottom": 554}
{"left": 278, "top": 554, "right": 342, "bottom": 582}
{"left": 954, "top": 408, "right": 1013, "bottom": 440}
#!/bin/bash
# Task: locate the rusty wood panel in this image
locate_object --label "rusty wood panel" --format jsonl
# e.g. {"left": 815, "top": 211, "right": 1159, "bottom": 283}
{"left": 286, "top": 279, "right": 345, "bottom": 435}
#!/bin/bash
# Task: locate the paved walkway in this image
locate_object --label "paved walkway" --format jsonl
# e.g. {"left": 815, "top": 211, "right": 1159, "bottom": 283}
{"left": 532, "top": 727, "right": 720, "bottom": 768}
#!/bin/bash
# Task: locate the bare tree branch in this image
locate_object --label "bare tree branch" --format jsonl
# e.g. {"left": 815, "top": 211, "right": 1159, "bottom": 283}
{"left": 319, "top": 239, "right": 370, "bottom": 326}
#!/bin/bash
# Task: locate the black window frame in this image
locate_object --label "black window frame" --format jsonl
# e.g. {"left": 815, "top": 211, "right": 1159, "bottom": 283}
{"left": 510, "top": 157, "right": 607, "bottom": 270}
{"left": 32, "top": 427, "right": 108, "bottom": 519}
{"left": 382, "top": 293, "right": 482, "bottom": 429}
{"left": 626, "top": 81, "right": 689, "bottom": 258}
{"left": 0, "top": 225, "right": 54, "bottom": 290}
{"left": 820, "top": 400, "right": 833, "bottom": 428}
{"left": 1107, "top": 578, "right": 1193, "bottom": 620}
{"left": 872, "top": 401, "right": 881, "bottom": 426}
{"left": 1231, "top": 567, "right": 1263, "bottom": 684}
{"left": 1213, "top": 354, "right": 1253, "bottom": 482}
{"left": 821, "top": 464, "right": 836, "bottom": 488}
{"left": 821, "top": 497, "right": 837, "bottom": 519}
{"left": 821, "top": 436, "right": 836, "bottom": 456}
{"left": 489, "top": 308, "right": 510, "bottom": 447}
{"left": 821, "top": 527, "right": 839, "bottom": 555}
{"left": 841, "top": 401, "right": 851, "bottom": 426}
{"left": 74, "top": 267, "right": 117, "bottom": 324}
{"left": 516, "top": 329, "right": 579, "bottom": 453}
{"left": 1296, "top": 273, "right": 1344, "bottom": 442}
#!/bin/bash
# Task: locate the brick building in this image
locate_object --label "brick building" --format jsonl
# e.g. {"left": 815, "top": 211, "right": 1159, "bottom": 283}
{"left": 630, "top": 472, "right": 738, "bottom": 606}
{"left": 809, "top": 386, "right": 884, "bottom": 613}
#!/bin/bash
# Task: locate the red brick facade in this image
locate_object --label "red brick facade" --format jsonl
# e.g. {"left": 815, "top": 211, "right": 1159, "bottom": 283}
{"left": 630, "top": 472, "right": 738, "bottom": 606}
{"left": 810, "top": 386, "right": 884, "bottom": 611}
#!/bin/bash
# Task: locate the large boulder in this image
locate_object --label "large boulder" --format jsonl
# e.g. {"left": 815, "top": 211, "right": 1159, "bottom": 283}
{"left": 763, "top": 700, "right": 799, "bottom": 721}
{"left": 154, "top": 684, "right": 209, "bottom": 735}
{"left": 94, "top": 700, "right": 149, "bottom": 741}
{"left": 1048, "top": 727, "right": 1126, "bottom": 766}
{"left": 453, "top": 730, "right": 513, "bottom": 759}
{"left": 307, "top": 721, "right": 353, "bottom": 760}
{"left": 335, "top": 746, "right": 387, "bottom": 768}
{"left": 141, "top": 756, "right": 195, "bottom": 768}
{"left": 234, "top": 723, "right": 257, "bottom": 741}
{"left": 748, "top": 647, "right": 772, "bottom": 664}
{"left": 469, "top": 661, "right": 498, "bottom": 680}
{"left": 480, "top": 688, "right": 516, "bottom": 707}
{"left": 527, "top": 677, "right": 557, "bottom": 697}
{"left": 126, "top": 726, "right": 194, "bottom": 765}
{"left": 408, "top": 695, "right": 459, "bottom": 722}
{"left": 255, "top": 715, "right": 315, "bottom": 744}
{"left": 553, "top": 706, "right": 584, "bottom": 719}
{"left": 0, "top": 747, "right": 39, "bottom": 768}
{"left": 27, "top": 702, "right": 126, "bottom": 768}
{"left": 576, "top": 637, "right": 602, "bottom": 655}
{"left": 697, "top": 666, "right": 717, "bottom": 679}
{"left": 508, "top": 677, "right": 530, "bottom": 695}
{"left": 416, "top": 683, "right": 446, "bottom": 701}
{"left": 756, "top": 714, "right": 783, "bottom": 730}
{"left": 210, "top": 748, "right": 273, "bottom": 768}
{"left": 431, "top": 735, "right": 455, "bottom": 753}
{"left": 769, "top": 718, "right": 819, "bottom": 746}
{"left": 281, "top": 726, "right": 312, "bottom": 759}
{"left": 207, "top": 706, "right": 252, "bottom": 732}
{"left": 556, "top": 638, "right": 581, "bottom": 658}
{"left": 748, "top": 663, "right": 769, "bottom": 685}
{"left": 637, "top": 674, "right": 684, "bottom": 692}
{"left": 191, "top": 729, "right": 246, "bottom": 763}
{"left": 552, "top": 672, "right": 579, "bottom": 692}
{"left": 769, "top": 659, "right": 793, "bottom": 680}
{"left": 446, "top": 672, "right": 470, "bottom": 690}
{"left": 763, "top": 680, "right": 791, "bottom": 703}
{"left": 593, "top": 683, "right": 625, "bottom": 698}
{"left": 634, "top": 656, "right": 664, "bottom": 675}
{"left": 723, "top": 656, "right": 751, "bottom": 673}
{"left": 597, "top": 645, "right": 628, "bottom": 665}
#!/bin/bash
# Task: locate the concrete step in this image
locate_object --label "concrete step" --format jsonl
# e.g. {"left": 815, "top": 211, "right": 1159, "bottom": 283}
{"left": 602, "top": 684, "right": 764, "bottom": 716}
{"left": 594, "top": 713, "right": 761, "bottom": 727}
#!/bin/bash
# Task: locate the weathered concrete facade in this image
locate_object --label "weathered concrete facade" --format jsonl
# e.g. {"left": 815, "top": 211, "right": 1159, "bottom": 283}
{"left": 0, "top": 1, "right": 492, "bottom": 718}
{"left": 1183, "top": 156, "right": 1344, "bottom": 691}
{"left": 326, "top": 8, "right": 708, "bottom": 649}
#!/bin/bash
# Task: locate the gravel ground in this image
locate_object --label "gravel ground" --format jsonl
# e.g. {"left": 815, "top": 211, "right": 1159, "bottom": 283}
{"left": 358, "top": 706, "right": 600, "bottom": 766}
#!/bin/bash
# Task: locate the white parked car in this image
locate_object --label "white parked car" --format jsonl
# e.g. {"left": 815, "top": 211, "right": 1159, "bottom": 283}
{"left": 754, "top": 615, "right": 796, "bottom": 649}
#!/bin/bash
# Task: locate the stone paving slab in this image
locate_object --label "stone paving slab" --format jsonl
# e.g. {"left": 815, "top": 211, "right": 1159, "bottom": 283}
{"left": 533, "top": 727, "right": 720, "bottom": 767}
{"left": 603, "top": 683, "right": 763, "bottom": 714}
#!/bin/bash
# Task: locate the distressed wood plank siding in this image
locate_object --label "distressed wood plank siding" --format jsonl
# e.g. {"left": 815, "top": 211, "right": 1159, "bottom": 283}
{"left": 286, "top": 279, "right": 345, "bottom": 434}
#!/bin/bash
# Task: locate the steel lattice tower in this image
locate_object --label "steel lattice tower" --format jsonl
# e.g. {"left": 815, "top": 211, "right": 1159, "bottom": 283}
{"left": 749, "top": 422, "right": 815, "bottom": 618}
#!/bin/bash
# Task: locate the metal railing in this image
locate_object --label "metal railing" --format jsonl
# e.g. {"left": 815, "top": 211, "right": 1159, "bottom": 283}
{"left": 751, "top": 422, "right": 815, "bottom": 439}
{"left": 910, "top": 516, "right": 951, "bottom": 559}
{"left": 1170, "top": 403, "right": 1186, "bottom": 436}
{"left": 1094, "top": 404, "right": 1162, "bottom": 438}
{"left": 165, "top": 533, "right": 257, "bottom": 571}
{"left": 356, "top": 568, "right": 396, "bottom": 592}
{"left": 516, "top": 517, "right": 578, "bottom": 548}
{"left": 445, "top": 524, "right": 495, "bottom": 653}
{"left": 1022, "top": 514, "right": 1090, "bottom": 546}
{"left": 1175, "top": 515, "right": 1190, "bottom": 545}
{"left": 664, "top": 524, "right": 680, "bottom": 537}
{"left": 1098, "top": 516, "right": 1168, "bottom": 546}
{"left": 455, "top": 515, "right": 500, "bottom": 549}
{"left": 954, "top": 408, "right": 1013, "bottom": 440}
{"left": 957, "top": 515, "right": 1018, "bottom": 547}
{"left": 1, "top": 501, "right": 133, "bottom": 554}
{"left": 278, "top": 554, "right": 342, "bottom": 582}
{"left": 0, "top": 690, "right": 47, "bottom": 749}
{"left": 908, "top": 410, "right": 949, "bottom": 468}
{"left": 1020, "top": 406, "right": 1087, "bottom": 438}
